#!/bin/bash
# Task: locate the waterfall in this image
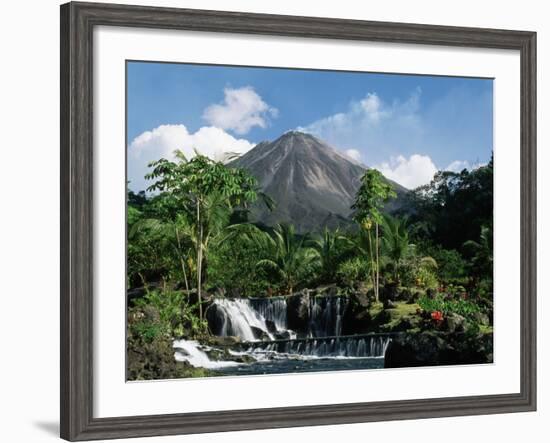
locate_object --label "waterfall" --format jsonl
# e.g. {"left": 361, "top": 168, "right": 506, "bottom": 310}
{"left": 180, "top": 296, "right": 392, "bottom": 372}
{"left": 210, "top": 298, "right": 276, "bottom": 341}
{"left": 249, "top": 297, "right": 288, "bottom": 331}
{"left": 208, "top": 296, "right": 351, "bottom": 342}
{"left": 173, "top": 339, "right": 239, "bottom": 368}
{"left": 247, "top": 335, "right": 391, "bottom": 358}
{"left": 308, "top": 295, "right": 348, "bottom": 337}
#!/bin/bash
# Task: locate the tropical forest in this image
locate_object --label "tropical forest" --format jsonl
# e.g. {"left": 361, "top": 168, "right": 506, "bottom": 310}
{"left": 126, "top": 131, "right": 494, "bottom": 380}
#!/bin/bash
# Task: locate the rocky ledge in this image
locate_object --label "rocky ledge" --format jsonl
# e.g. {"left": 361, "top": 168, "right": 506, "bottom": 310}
{"left": 384, "top": 330, "right": 493, "bottom": 368}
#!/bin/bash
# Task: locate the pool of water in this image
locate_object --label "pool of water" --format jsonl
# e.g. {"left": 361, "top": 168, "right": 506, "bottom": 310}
{"left": 211, "top": 356, "right": 385, "bottom": 376}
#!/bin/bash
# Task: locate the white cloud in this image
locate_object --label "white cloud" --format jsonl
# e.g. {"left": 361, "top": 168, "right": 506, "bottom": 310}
{"left": 374, "top": 154, "right": 438, "bottom": 189}
{"left": 128, "top": 124, "right": 254, "bottom": 191}
{"left": 298, "top": 88, "right": 422, "bottom": 163}
{"left": 445, "top": 160, "right": 470, "bottom": 172}
{"left": 203, "top": 86, "right": 277, "bottom": 135}
{"left": 344, "top": 149, "right": 362, "bottom": 162}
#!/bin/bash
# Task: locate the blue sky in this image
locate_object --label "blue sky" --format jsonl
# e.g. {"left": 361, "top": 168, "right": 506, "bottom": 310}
{"left": 127, "top": 61, "right": 493, "bottom": 191}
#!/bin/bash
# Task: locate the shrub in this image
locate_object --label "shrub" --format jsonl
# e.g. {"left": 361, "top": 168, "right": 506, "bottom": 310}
{"left": 336, "top": 257, "right": 370, "bottom": 286}
{"left": 134, "top": 287, "right": 208, "bottom": 339}
{"left": 418, "top": 293, "right": 481, "bottom": 320}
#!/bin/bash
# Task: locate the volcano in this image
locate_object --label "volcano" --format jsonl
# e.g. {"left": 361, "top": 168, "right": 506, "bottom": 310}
{"left": 229, "top": 131, "right": 407, "bottom": 232}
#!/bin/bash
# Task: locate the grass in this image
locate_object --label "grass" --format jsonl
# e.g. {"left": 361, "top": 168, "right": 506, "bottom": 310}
{"left": 368, "top": 301, "right": 421, "bottom": 332}
{"left": 479, "top": 325, "right": 494, "bottom": 334}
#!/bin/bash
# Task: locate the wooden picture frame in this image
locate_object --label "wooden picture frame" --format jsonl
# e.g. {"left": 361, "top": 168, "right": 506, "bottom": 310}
{"left": 60, "top": 1, "right": 536, "bottom": 440}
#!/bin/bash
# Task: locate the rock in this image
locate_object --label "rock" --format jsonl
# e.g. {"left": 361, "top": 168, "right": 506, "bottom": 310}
{"left": 205, "top": 302, "right": 227, "bottom": 336}
{"left": 380, "top": 282, "right": 399, "bottom": 302}
{"left": 353, "top": 284, "right": 371, "bottom": 308}
{"left": 250, "top": 326, "right": 270, "bottom": 341}
{"left": 384, "top": 330, "right": 493, "bottom": 368}
{"left": 274, "top": 330, "right": 294, "bottom": 340}
{"left": 127, "top": 320, "right": 212, "bottom": 380}
{"left": 286, "top": 290, "right": 311, "bottom": 332}
{"left": 265, "top": 319, "right": 277, "bottom": 333}
{"left": 397, "top": 287, "right": 412, "bottom": 301}
{"left": 205, "top": 335, "right": 241, "bottom": 346}
{"left": 342, "top": 294, "right": 372, "bottom": 335}
{"left": 390, "top": 316, "right": 421, "bottom": 332}
{"left": 472, "top": 312, "right": 491, "bottom": 326}
{"left": 142, "top": 305, "right": 161, "bottom": 323}
{"left": 445, "top": 313, "right": 466, "bottom": 333}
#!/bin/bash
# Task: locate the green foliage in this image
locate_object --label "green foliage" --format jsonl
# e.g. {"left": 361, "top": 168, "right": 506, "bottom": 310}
{"left": 418, "top": 243, "right": 468, "bottom": 282}
{"left": 380, "top": 215, "right": 412, "bottom": 282}
{"left": 127, "top": 212, "right": 176, "bottom": 288}
{"left": 134, "top": 287, "right": 208, "bottom": 339}
{"left": 207, "top": 233, "right": 272, "bottom": 296}
{"left": 144, "top": 151, "right": 266, "bottom": 318}
{"left": 132, "top": 321, "right": 163, "bottom": 344}
{"left": 253, "top": 224, "right": 319, "bottom": 294}
{"left": 336, "top": 257, "right": 370, "bottom": 286}
{"left": 418, "top": 293, "right": 481, "bottom": 319}
{"left": 312, "top": 228, "right": 354, "bottom": 283}
{"left": 463, "top": 225, "right": 493, "bottom": 280}
{"left": 404, "top": 156, "right": 493, "bottom": 251}
{"left": 352, "top": 169, "right": 397, "bottom": 225}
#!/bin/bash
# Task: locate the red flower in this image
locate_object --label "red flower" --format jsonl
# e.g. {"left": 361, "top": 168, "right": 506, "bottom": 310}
{"left": 431, "top": 311, "right": 444, "bottom": 322}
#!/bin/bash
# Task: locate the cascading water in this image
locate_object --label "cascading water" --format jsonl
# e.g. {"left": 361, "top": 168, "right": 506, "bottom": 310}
{"left": 173, "top": 339, "right": 239, "bottom": 369}
{"left": 209, "top": 295, "right": 350, "bottom": 341}
{"left": 249, "top": 297, "right": 288, "bottom": 332}
{"left": 246, "top": 335, "right": 391, "bottom": 358}
{"left": 210, "top": 298, "right": 275, "bottom": 341}
{"left": 308, "top": 295, "right": 348, "bottom": 337}
{"left": 186, "top": 295, "right": 392, "bottom": 374}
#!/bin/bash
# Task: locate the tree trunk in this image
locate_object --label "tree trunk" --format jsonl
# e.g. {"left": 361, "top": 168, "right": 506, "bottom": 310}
{"left": 196, "top": 201, "right": 203, "bottom": 320}
{"left": 367, "top": 229, "right": 377, "bottom": 302}
{"left": 376, "top": 223, "right": 380, "bottom": 301}
{"left": 174, "top": 227, "right": 190, "bottom": 295}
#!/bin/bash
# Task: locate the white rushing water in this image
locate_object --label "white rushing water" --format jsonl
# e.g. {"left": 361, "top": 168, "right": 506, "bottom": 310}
{"left": 173, "top": 339, "right": 239, "bottom": 368}
{"left": 178, "top": 297, "right": 392, "bottom": 371}
{"left": 212, "top": 298, "right": 281, "bottom": 341}
{"left": 211, "top": 296, "right": 349, "bottom": 341}
{"left": 247, "top": 336, "right": 391, "bottom": 359}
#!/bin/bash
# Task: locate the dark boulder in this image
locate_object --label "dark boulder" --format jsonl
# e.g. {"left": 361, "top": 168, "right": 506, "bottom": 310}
{"left": 380, "top": 282, "right": 399, "bottom": 302}
{"left": 265, "top": 319, "right": 277, "bottom": 334}
{"left": 205, "top": 302, "right": 227, "bottom": 336}
{"left": 385, "top": 331, "right": 493, "bottom": 368}
{"left": 286, "top": 290, "right": 311, "bottom": 332}
{"left": 444, "top": 313, "right": 466, "bottom": 333}
{"left": 274, "top": 330, "right": 295, "bottom": 340}
{"left": 250, "top": 326, "right": 270, "bottom": 341}
{"left": 342, "top": 293, "right": 372, "bottom": 335}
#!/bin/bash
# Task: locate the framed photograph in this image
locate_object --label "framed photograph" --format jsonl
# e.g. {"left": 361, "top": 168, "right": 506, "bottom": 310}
{"left": 60, "top": 1, "right": 536, "bottom": 440}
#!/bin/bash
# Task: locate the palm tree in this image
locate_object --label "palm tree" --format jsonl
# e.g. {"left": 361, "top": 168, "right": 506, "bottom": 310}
{"left": 246, "top": 224, "right": 319, "bottom": 295}
{"left": 312, "top": 227, "right": 352, "bottom": 283}
{"left": 380, "top": 215, "right": 411, "bottom": 282}
{"left": 463, "top": 225, "right": 493, "bottom": 280}
{"left": 381, "top": 215, "right": 437, "bottom": 284}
